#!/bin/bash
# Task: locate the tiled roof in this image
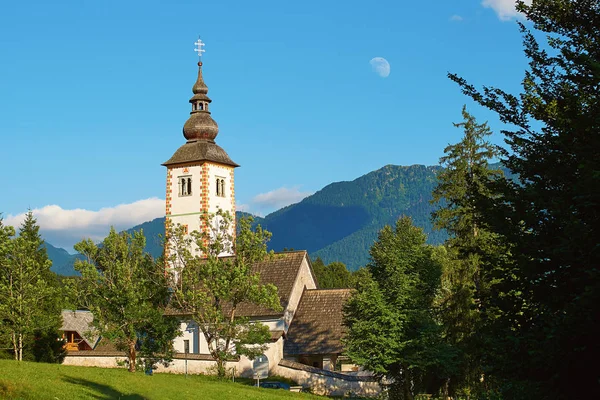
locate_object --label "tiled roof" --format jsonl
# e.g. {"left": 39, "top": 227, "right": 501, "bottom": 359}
{"left": 162, "top": 140, "right": 239, "bottom": 167}
{"left": 284, "top": 289, "right": 354, "bottom": 356}
{"left": 236, "top": 251, "right": 309, "bottom": 318}
{"left": 165, "top": 251, "right": 311, "bottom": 318}
{"left": 60, "top": 310, "right": 100, "bottom": 349}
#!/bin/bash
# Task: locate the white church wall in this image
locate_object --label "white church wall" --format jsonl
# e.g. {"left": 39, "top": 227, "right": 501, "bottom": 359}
{"left": 205, "top": 162, "right": 234, "bottom": 216}
{"left": 283, "top": 256, "right": 318, "bottom": 331}
{"left": 173, "top": 321, "right": 200, "bottom": 354}
{"left": 168, "top": 165, "right": 203, "bottom": 217}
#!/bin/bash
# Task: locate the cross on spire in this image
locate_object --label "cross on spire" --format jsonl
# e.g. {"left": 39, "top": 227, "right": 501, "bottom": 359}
{"left": 194, "top": 38, "right": 205, "bottom": 60}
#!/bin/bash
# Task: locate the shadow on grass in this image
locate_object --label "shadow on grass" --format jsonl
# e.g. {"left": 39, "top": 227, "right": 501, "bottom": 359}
{"left": 62, "top": 376, "right": 146, "bottom": 399}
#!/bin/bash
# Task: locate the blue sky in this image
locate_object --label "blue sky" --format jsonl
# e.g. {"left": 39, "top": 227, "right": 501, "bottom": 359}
{"left": 0, "top": 0, "right": 530, "bottom": 249}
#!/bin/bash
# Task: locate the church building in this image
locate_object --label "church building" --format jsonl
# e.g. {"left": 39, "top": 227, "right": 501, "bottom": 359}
{"left": 61, "top": 42, "right": 379, "bottom": 396}
{"left": 161, "top": 44, "right": 354, "bottom": 372}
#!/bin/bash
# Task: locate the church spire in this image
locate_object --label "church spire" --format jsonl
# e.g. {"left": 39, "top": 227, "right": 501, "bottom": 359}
{"left": 183, "top": 39, "right": 219, "bottom": 142}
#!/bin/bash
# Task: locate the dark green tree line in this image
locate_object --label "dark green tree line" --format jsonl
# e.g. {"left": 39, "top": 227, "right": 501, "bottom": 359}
{"left": 448, "top": 1, "right": 600, "bottom": 398}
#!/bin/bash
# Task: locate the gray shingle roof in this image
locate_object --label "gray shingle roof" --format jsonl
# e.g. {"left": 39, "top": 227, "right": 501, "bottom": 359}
{"left": 165, "top": 251, "right": 312, "bottom": 319}
{"left": 237, "top": 251, "right": 310, "bottom": 318}
{"left": 162, "top": 140, "right": 239, "bottom": 167}
{"left": 60, "top": 310, "right": 100, "bottom": 349}
{"left": 284, "top": 289, "right": 353, "bottom": 355}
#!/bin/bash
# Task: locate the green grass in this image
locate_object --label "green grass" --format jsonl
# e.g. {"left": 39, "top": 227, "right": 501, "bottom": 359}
{"left": 0, "top": 360, "right": 319, "bottom": 400}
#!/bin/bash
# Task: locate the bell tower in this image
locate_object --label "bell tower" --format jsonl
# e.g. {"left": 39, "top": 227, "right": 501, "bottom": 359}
{"left": 163, "top": 39, "right": 238, "bottom": 256}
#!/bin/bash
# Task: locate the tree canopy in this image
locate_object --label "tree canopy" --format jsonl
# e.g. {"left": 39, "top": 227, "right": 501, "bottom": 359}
{"left": 167, "top": 210, "right": 281, "bottom": 377}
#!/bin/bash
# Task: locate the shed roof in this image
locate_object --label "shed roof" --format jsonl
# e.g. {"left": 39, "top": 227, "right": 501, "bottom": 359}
{"left": 284, "top": 288, "right": 353, "bottom": 356}
{"left": 60, "top": 310, "right": 100, "bottom": 349}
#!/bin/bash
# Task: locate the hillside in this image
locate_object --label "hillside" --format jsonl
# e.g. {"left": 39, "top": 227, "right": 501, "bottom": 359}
{"left": 261, "top": 164, "right": 445, "bottom": 269}
{"left": 46, "top": 163, "right": 510, "bottom": 274}
{"left": 0, "top": 360, "right": 314, "bottom": 400}
{"left": 44, "top": 242, "right": 83, "bottom": 276}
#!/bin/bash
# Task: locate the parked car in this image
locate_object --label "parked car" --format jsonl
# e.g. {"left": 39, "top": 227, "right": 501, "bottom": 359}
{"left": 259, "top": 381, "right": 291, "bottom": 390}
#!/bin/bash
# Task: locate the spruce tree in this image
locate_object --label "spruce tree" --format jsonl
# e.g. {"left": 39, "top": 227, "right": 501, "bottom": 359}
{"left": 449, "top": 1, "right": 600, "bottom": 398}
{"left": 431, "top": 107, "right": 502, "bottom": 396}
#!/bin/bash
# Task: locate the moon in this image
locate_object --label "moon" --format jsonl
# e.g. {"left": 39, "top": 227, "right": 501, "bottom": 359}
{"left": 370, "top": 57, "right": 390, "bottom": 78}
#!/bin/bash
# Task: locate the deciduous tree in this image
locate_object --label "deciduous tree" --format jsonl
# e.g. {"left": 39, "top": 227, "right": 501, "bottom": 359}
{"left": 0, "top": 212, "right": 61, "bottom": 361}
{"left": 343, "top": 217, "right": 449, "bottom": 400}
{"left": 73, "top": 228, "right": 177, "bottom": 372}
{"left": 167, "top": 211, "right": 281, "bottom": 377}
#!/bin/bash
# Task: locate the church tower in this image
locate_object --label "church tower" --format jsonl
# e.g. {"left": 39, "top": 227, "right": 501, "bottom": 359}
{"left": 163, "top": 42, "right": 238, "bottom": 256}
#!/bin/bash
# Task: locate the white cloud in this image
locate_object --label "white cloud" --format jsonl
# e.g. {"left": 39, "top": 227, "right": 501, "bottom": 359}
{"left": 482, "top": 0, "right": 532, "bottom": 21}
{"left": 251, "top": 186, "right": 312, "bottom": 213}
{"left": 4, "top": 198, "right": 164, "bottom": 251}
{"left": 369, "top": 57, "right": 391, "bottom": 78}
{"left": 450, "top": 14, "right": 464, "bottom": 22}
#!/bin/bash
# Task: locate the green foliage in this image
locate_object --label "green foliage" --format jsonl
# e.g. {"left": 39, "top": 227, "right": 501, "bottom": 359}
{"left": 430, "top": 107, "right": 505, "bottom": 397}
{"left": 0, "top": 212, "right": 62, "bottom": 362}
{"left": 72, "top": 228, "right": 177, "bottom": 372}
{"left": 449, "top": 1, "right": 600, "bottom": 398}
{"left": 167, "top": 211, "right": 282, "bottom": 377}
{"left": 343, "top": 217, "right": 450, "bottom": 400}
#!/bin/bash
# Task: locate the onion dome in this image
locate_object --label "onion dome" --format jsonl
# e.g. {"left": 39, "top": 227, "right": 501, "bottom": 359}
{"left": 183, "top": 62, "right": 219, "bottom": 141}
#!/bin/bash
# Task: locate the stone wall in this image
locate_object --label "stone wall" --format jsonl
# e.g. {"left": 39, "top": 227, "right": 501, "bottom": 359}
{"left": 273, "top": 359, "right": 380, "bottom": 397}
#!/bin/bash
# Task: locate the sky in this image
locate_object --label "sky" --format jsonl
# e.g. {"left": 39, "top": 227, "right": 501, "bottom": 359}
{"left": 0, "top": 0, "right": 532, "bottom": 250}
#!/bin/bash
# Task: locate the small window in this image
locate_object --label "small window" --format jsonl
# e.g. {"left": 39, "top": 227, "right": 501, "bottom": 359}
{"left": 215, "top": 177, "right": 226, "bottom": 197}
{"left": 178, "top": 175, "right": 192, "bottom": 197}
{"left": 198, "top": 102, "right": 204, "bottom": 111}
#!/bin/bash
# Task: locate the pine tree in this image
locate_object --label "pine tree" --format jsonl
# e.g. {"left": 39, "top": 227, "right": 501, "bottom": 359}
{"left": 431, "top": 107, "right": 503, "bottom": 396}
{"left": 449, "top": 1, "right": 600, "bottom": 398}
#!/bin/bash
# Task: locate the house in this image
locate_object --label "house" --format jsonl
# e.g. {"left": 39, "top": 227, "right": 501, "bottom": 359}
{"left": 60, "top": 310, "right": 99, "bottom": 352}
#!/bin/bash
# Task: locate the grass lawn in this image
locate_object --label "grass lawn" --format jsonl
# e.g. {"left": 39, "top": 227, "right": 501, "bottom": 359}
{"left": 0, "top": 360, "right": 319, "bottom": 400}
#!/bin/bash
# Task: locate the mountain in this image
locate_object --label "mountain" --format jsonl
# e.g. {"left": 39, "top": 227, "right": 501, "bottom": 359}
{"left": 47, "top": 163, "right": 509, "bottom": 274}
{"left": 44, "top": 242, "right": 83, "bottom": 276}
{"left": 261, "top": 164, "right": 445, "bottom": 270}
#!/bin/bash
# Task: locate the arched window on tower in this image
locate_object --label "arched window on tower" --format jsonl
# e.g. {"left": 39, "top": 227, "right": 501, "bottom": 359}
{"left": 215, "top": 177, "right": 226, "bottom": 198}
{"left": 198, "top": 102, "right": 204, "bottom": 111}
{"left": 179, "top": 176, "right": 192, "bottom": 197}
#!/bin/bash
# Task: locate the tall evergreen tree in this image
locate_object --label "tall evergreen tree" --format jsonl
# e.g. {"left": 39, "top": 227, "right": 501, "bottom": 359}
{"left": 449, "top": 1, "right": 600, "bottom": 398}
{"left": 0, "top": 211, "right": 61, "bottom": 361}
{"left": 431, "top": 107, "right": 503, "bottom": 397}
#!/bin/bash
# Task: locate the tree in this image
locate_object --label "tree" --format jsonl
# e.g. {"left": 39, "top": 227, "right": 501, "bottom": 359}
{"left": 0, "top": 211, "right": 61, "bottom": 361}
{"left": 312, "top": 257, "right": 353, "bottom": 289}
{"left": 167, "top": 210, "right": 281, "bottom": 377}
{"left": 449, "top": 1, "right": 600, "bottom": 398}
{"left": 343, "top": 217, "right": 449, "bottom": 400}
{"left": 430, "top": 107, "right": 503, "bottom": 397}
{"left": 73, "top": 228, "right": 177, "bottom": 372}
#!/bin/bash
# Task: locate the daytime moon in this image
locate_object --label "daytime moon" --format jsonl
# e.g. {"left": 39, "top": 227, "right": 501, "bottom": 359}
{"left": 370, "top": 57, "right": 390, "bottom": 78}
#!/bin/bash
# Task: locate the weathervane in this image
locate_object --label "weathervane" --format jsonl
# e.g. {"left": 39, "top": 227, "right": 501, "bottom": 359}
{"left": 194, "top": 37, "right": 205, "bottom": 62}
